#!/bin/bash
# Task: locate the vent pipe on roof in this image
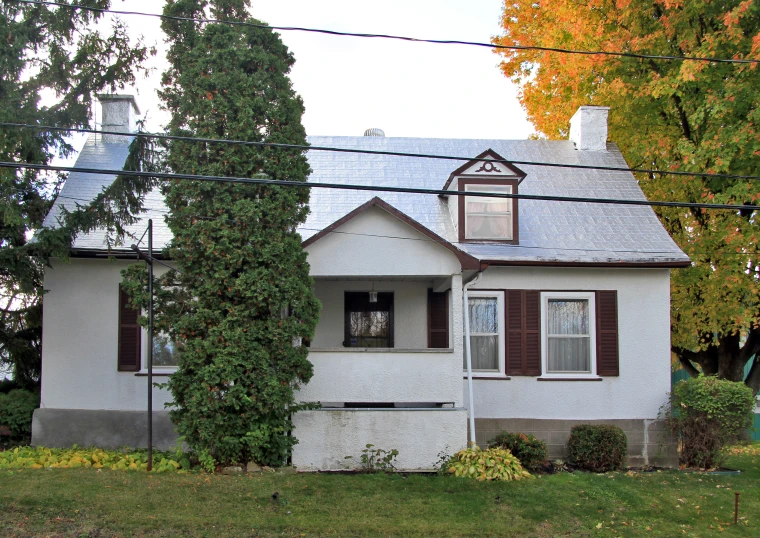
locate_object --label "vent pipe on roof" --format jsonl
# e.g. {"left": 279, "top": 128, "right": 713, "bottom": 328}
{"left": 97, "top": 94, "right": 140, "bottom": 143}
{"left": 363, "top": 128, "right": 385, "bottom": 137}
{"left": 569, "top": 106, "right": 609, "bottom": 151}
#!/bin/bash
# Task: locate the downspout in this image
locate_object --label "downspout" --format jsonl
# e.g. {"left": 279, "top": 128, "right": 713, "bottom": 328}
{"left": 463, "top": 270, "right": 482, "bottom": 447}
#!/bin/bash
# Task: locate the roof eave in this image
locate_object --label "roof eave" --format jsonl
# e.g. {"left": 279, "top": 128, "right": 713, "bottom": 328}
{"left": 479, "top": 258, "right": 691, "bottom": 269}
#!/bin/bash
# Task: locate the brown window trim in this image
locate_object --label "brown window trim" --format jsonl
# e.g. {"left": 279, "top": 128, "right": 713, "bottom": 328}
{"left": 458, "top": 177, "right": 519, "bottom": 245}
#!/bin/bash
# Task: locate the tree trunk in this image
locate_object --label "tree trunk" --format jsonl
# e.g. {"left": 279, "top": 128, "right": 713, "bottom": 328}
{"left": 673, "top": 330, "right": 759, "bottom": 395}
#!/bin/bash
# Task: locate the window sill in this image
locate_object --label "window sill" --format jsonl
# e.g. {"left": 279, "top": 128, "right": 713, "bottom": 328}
{"left": 309, "top": 348, "right": 453, "bottom": 354}
{"left": 135, "top": 371, "right": 176, "bottom": 377}
{"left": 461, "top": 239, "right": 518, "bottom": 245}
{"left": 464, "top": 375, "right": 511, "bottom": 380}
{"left": 536, "top": 376, "right": 602, "bottom": 381}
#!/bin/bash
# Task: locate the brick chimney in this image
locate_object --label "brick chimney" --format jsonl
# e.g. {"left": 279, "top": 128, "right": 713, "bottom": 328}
{"left": 97, "top": 94, "right": 140, "bottom": 143}
{"left": 569, "top": 106, "right": 609, "bottom": 151}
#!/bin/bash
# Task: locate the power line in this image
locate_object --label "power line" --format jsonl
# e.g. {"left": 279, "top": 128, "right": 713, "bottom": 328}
{"left": 2, "top": 122, "right": 757, "bottom": 182}
{"left": 49, "top": 195, "right": 758, "bottom": 258}
{"left": 15, "top": 0, "right": 760, "bottom": 65}
{"left": 5, "top": 159, "right": 758, "bottom": 212}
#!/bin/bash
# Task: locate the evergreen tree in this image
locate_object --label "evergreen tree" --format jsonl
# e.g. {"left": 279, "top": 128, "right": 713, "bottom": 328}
{"left": 0, "top": 1, "right": 150, "bottom": 386}
{"left": 127, "top": 0, "right": 320, "bottom": 466}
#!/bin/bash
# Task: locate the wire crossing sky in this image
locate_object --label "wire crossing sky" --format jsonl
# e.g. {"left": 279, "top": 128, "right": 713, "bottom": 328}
{"left": 4, "top": 160, "right": 758, "bottom": 212}
{"left": 2, "top": 122, "right": 756, "bottom": 182}
{"left": 15, "top": 0, "right": 760, "bottom": 64}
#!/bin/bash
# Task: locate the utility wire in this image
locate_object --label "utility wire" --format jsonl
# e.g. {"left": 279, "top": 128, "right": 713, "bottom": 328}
{"left": 49, "top": 195, "right": 758, "bottom": 258}
{"left": 15, "top": 0, "right": 760, "bottom": 65}
{"left": 2, "top": 122, "right": 757, "bottom": 182}
{"left": 5, "top": 159, "right": 758, "bottom": 212}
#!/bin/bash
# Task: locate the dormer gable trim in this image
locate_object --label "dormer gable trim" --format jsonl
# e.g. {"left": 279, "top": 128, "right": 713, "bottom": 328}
{"left": 441, "top": 149, "right": 527, "bottom": 193}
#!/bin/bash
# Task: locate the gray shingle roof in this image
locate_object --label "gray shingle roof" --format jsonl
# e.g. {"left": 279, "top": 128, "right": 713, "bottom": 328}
{"left": 43, "top": 134, "right": 689, "bottom": 265}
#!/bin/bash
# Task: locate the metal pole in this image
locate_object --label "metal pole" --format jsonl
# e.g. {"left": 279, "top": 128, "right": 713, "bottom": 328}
{"left": 147, "top": 219, "right": 153, "bottom": 471}
{"left": 734, "top": 492, "right": 740, "bottom": 525}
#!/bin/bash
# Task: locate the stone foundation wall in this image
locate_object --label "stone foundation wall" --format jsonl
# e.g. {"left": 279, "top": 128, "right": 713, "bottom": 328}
{"left": 474, "top": 418, "right": 678, "bottom": 467}
{"left": 32, "top": 409, "right": 179, "bottom": 451}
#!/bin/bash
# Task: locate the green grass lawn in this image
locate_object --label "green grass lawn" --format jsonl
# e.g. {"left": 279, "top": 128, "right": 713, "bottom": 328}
{"left": 1, "top": 446, "right": 758, "bottom": 537}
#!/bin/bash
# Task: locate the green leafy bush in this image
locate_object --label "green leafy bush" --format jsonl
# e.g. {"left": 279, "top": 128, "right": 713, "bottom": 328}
{"left": 0, "top": 389, "right": 39, "bottom": 439}
{"left": 445, "top": 445, "right": 531, "bottom": 481}
{"left": 566, "top": 424, "right": 627, "bottom": 472}
{"left": 662, "top": 375, "right": 754, "bottom": 469}
{"left": 488, "top": 432, "right": 548, "bottom": 472}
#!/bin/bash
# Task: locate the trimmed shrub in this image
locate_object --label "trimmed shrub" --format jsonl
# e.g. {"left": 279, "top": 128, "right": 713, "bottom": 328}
{"left": 0, "top": 389, "right": 39, "bottom": 440}
{"left": 445, "top": 445, "right": 532, "bottom": 481}
{"left": 662, "top": 375, "right": 754, "bottom": 469}
{"left": 488, "top": 432, "right": 548, "bottom": 472}
{"left": 566, "top": 424, "right": 627, "bottom": 472}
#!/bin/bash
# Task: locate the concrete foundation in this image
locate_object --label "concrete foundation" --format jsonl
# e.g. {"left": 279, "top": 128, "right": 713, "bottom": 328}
{"left": 474, "top": 418, "right": 678, "bottom": 467}
{"left": 32, "top": 409, "right": 179, "bottom": 451}
{"left": 30, "top": 409, "right": 678, "bottom": 468}
{"left": 293, "top": 408, "right": 468, "bottom": 471}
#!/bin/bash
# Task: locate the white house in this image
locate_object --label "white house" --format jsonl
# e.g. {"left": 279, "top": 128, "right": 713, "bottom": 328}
{"left": 33, "top": 96, "right": 687, "bottom": 469}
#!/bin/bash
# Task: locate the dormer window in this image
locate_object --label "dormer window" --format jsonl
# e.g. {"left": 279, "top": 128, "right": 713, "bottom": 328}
{"left": 441, "top": 149, "right": 525, "bottom": 245}
{"left": 464, "top": 184, "right": 514, "bottom": 240}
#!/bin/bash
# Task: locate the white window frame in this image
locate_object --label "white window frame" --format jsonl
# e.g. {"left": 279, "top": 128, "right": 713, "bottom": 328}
{"left": 464, "top": 290, "right": 505, "bottom": 377}
{"left": 464, "top": 184, "right": 513, "bottom": 240}
{"left": 139, "top": 326, "right": 180, "bottom": 374}
{"left": 540, "top": 291, "right": 599, "bottom": 379}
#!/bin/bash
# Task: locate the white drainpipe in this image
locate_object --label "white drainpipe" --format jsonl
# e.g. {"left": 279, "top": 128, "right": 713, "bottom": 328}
{"left": 463, "top": 271, "right": 482, "bottom": 447}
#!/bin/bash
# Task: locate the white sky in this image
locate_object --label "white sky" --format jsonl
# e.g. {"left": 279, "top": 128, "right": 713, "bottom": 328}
{"left": 97, "top": 0, "right": 533, "bottom": 140}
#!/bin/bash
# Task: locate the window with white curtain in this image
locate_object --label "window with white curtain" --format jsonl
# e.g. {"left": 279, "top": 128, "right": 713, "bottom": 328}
{"left": 464, "top": 184, "right": 513, "bottom": 240}
{"left": 541, "top": 292, "right": 597, "bottom": 376}
{"left": 464, "top": 291, "right": 505, "bottom": 376}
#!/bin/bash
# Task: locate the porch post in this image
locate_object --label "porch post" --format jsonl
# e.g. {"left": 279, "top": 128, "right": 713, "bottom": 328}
{"left": 450, "top": 274, "right": 465, "bottom": 408}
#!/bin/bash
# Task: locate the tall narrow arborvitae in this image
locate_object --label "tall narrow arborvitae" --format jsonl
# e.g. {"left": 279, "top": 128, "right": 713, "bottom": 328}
{"left": 151, "top": 0, "right": 319, "bottom": 466}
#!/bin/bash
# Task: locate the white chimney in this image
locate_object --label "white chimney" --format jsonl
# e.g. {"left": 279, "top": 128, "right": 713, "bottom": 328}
{"left": 569, "top": 105, "right": 609, "bottom": 151}
{"left": 97, "top": 94, "right": 140, "bottom": 143}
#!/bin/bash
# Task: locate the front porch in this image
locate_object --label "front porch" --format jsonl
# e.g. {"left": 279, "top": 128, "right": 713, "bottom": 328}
{"left": 292, "top": 277, "right": 468, "bottom": 470}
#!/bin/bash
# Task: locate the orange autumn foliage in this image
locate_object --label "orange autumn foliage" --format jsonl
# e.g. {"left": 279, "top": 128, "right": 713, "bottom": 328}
{"left": 494, "top": 1, "right": 760, "bottom": 389}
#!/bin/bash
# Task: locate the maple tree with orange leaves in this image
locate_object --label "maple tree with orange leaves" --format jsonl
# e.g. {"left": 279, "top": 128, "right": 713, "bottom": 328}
{"left": 494, "top": 0, "right": 760, "bottom": 393}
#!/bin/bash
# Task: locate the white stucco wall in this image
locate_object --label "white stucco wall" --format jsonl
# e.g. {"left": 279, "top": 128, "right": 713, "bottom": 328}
{"left": 292, "top": 408, "right": 467, "bottom": 470}
{"left": 41, "top": 258, "right": 174, "bottom": 411}
{"left": 466, "top": 267, "right": 672, "bottom": 420}
{"left": 311, "top": 279, "right": 432, "bottom": 348}
{"left": 42, "top": 260, "right": 466, "bottom": 413}
{"left": 305, "top": 206, "right": 462, "bottom": 276}
{"left": 296, "top": 350, "right": 463, "bottom": 407}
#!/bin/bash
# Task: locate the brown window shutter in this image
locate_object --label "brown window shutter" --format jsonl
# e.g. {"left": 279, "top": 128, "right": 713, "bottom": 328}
{"left": 427, "top": 289, "right": 449, "bottom": 348}
{"left": 596, "top": 290, "right": 619, "bottom": 376}
{"left": 506, "top": 290, "right": 541, "bottom": 376}
{"left": 524, "top": 291, "right": 541, "bottom": 375}
{"left": 118, "top": 285, "right": 141, "bottom": 371}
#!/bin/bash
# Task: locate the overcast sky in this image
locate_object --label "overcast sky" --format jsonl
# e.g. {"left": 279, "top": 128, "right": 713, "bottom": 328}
{"left": 97, "top": 0, "right": 533, "bottom": 140}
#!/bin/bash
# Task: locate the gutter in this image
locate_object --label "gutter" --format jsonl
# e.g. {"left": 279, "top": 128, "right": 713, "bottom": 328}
{"left": 462, "top": 270, "right": 482, "bottom": 447}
